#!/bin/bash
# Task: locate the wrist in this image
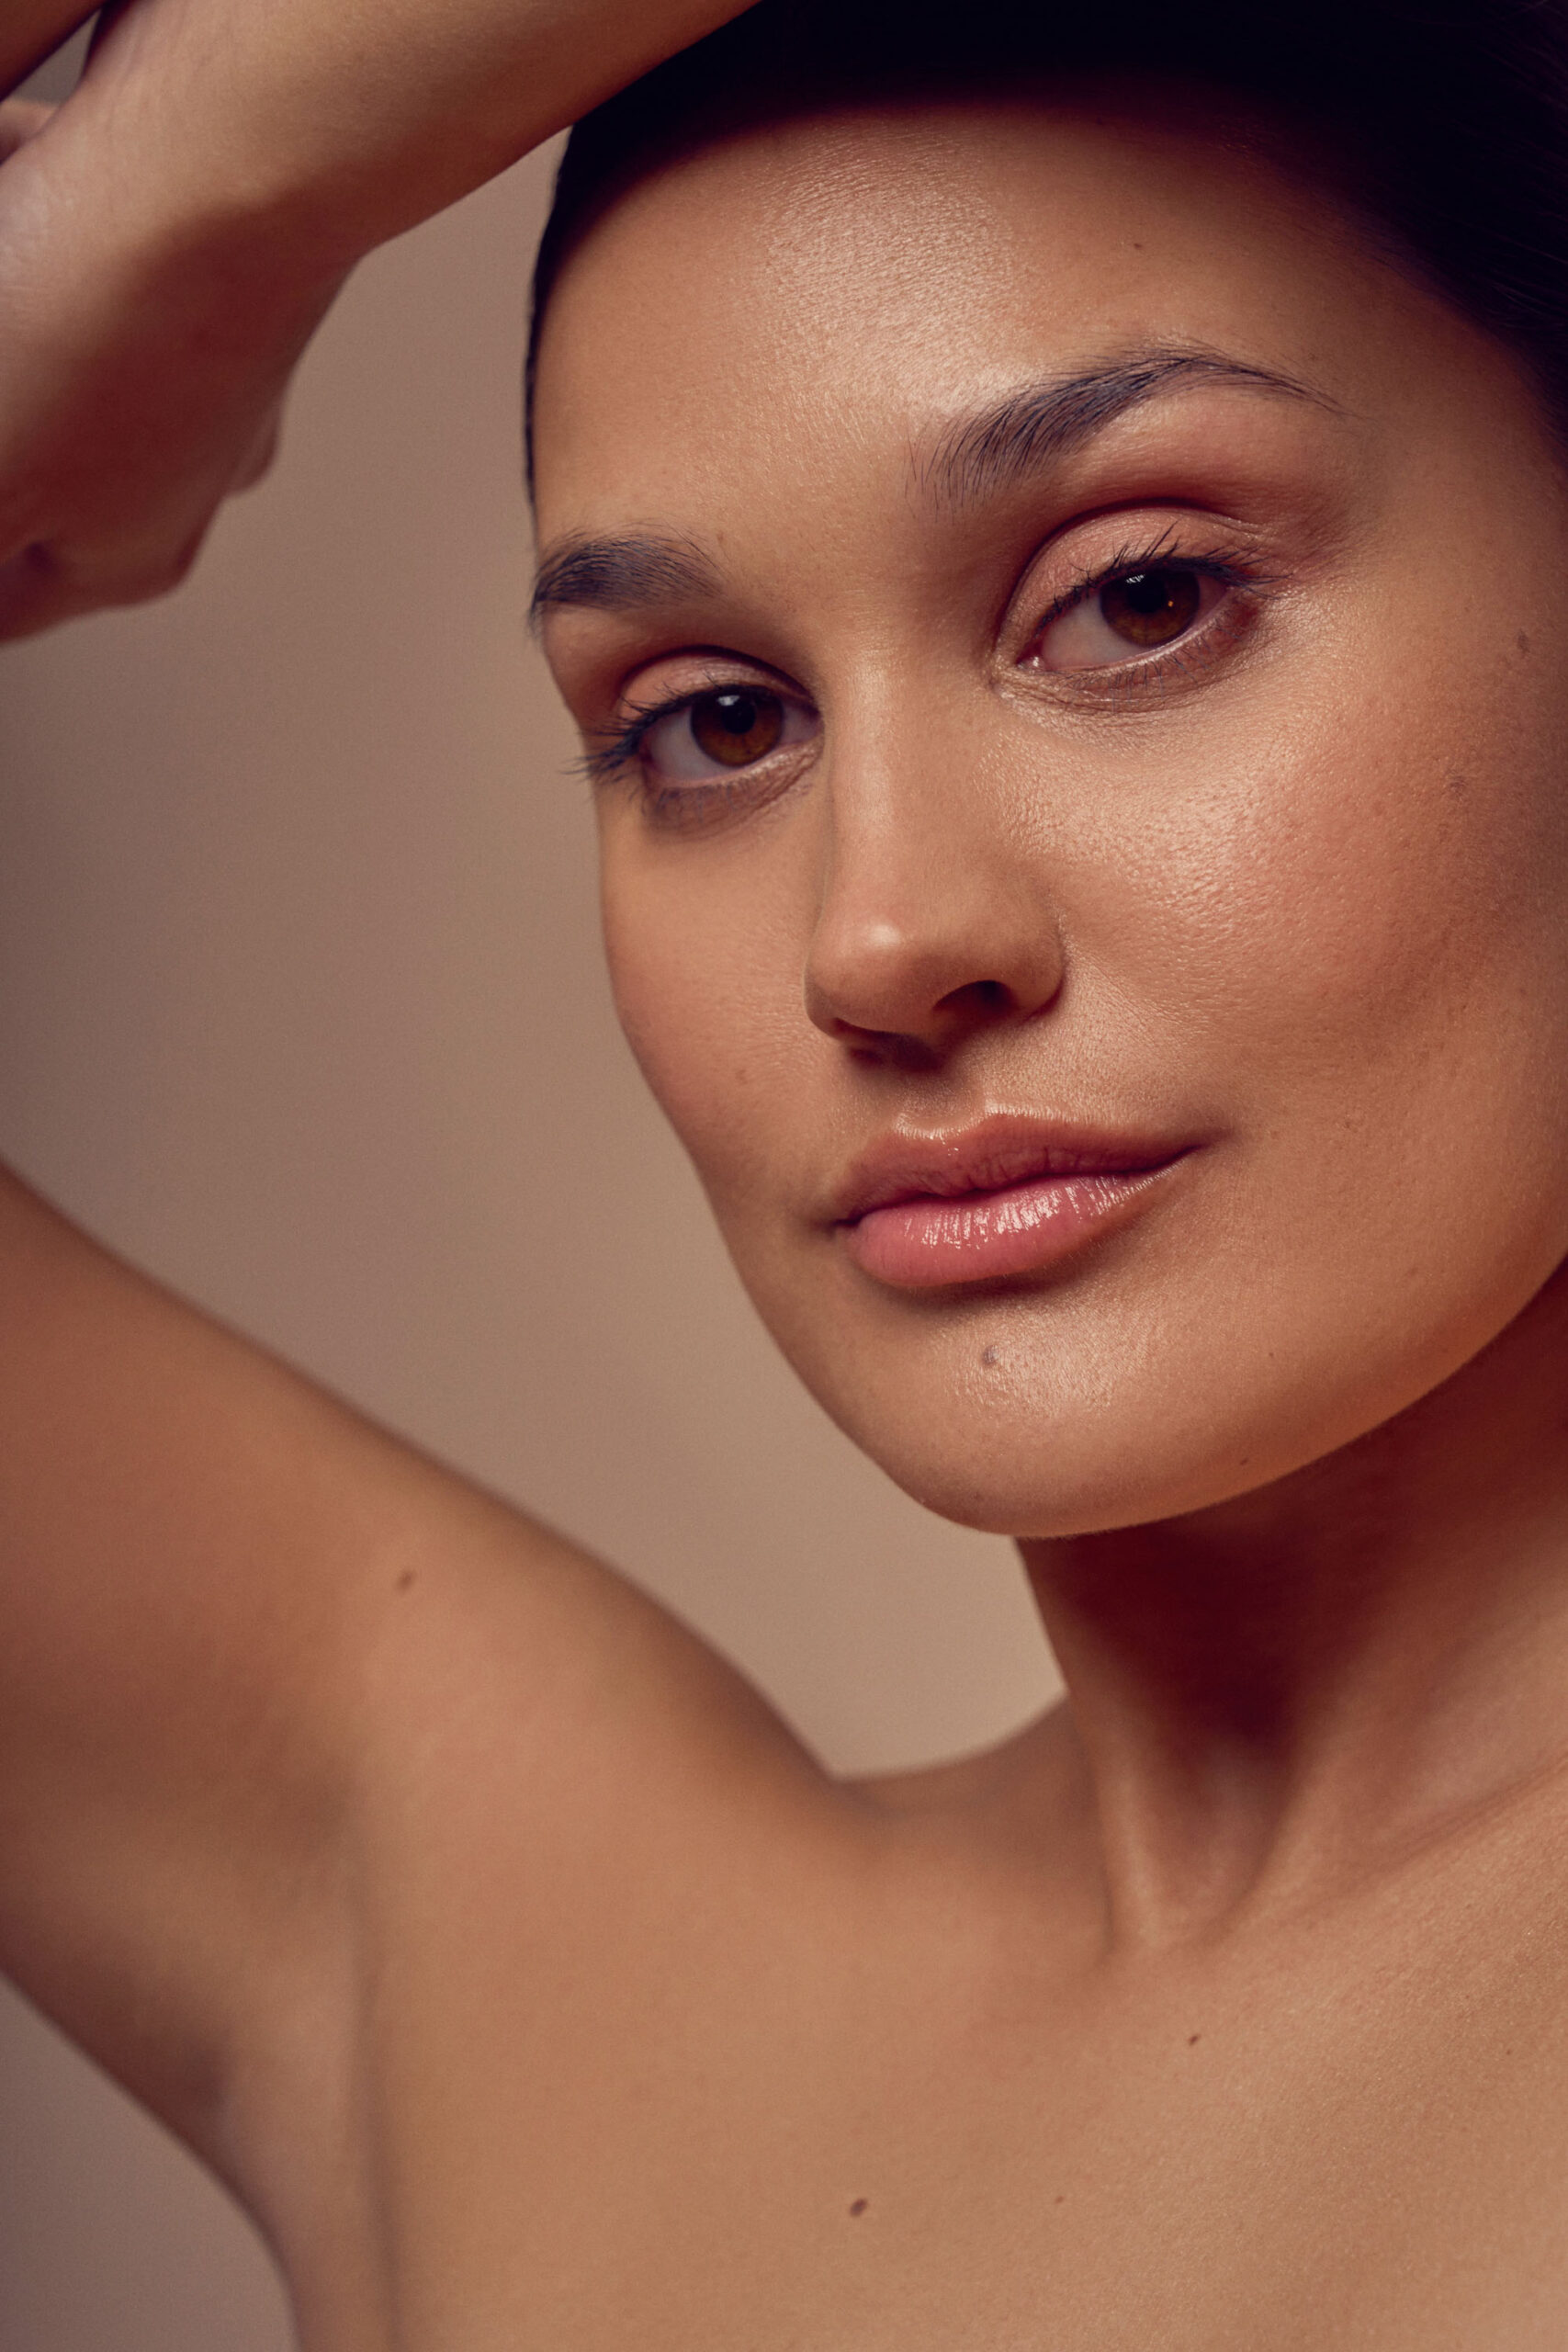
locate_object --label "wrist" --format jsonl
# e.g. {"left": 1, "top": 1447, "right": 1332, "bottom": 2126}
{"left": 68, "top": 0, "right": 754, "bottom": 275}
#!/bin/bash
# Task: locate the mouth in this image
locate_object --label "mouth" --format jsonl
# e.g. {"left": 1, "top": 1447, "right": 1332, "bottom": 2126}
{"left": 829, "top": 1117, "right": 1194, "bottom": 1290}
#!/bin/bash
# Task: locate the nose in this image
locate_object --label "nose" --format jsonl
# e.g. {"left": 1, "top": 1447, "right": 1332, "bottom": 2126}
{"left": 803, "top": 729, "right": 1066, "bottom": 1066}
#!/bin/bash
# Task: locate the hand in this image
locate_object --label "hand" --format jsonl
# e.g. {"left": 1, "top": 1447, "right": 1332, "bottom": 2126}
{"left": 0, "top": 0, "right": 749, "bottom": 639}
{"left": 0, "top": 20, "right": 342, "bottom": 638}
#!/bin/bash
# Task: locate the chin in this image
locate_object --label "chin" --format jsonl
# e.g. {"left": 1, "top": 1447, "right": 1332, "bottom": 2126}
{"left": 826, "top": 1400, "right": 1260, "bottom": 1541}
{"left": 763, "top": 1291, "right": 1514, "bottom": 1544}
{"left": 724, "top": 1169, "right": 1568, "bottom": 1544}
{"left": 761, "top": 1328, "right": 1263, "bottom": 1539}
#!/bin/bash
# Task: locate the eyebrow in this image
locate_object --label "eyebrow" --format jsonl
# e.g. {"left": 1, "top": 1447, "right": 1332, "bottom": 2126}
{"left": 926, "top": 348, "right": 1334, "bottom": 506}
{"left": 530, "top": 348, "right": 1335, "bottom": 619}
{"left": 529, "top": 532, "right": 720, "bottom": 625}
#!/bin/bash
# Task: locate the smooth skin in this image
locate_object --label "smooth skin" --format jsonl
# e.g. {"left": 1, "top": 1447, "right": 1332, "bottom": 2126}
{"left": 6, "top": 40, "right": 1568, "bottom": 2352}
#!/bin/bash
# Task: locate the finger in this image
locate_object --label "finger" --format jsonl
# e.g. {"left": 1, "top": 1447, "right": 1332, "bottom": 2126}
{"left": 0, "top": 403, "right": 284, "bottom": 639}
{"left": 0, "top": 544, "right": 90, "bottom": 640}
{"left": 0, "top": 521, "right": 210, "bottom": 642}
{"left": 0, "top": 98, "right": 55, "bottom": 163}
{"left": 233, "top": 399, "right": 284, "bottom": 493}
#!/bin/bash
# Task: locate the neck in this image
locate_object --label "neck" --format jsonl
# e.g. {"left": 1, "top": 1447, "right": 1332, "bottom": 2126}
{"left": 1021, "top": 1264, "right": 1568, "bottom": 1946}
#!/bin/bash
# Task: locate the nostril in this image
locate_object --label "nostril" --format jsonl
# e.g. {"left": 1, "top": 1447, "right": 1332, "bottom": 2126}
{"left": 829, "top": 1020, "right": 942, "bottom": 1072}
{"left": 938, "top": 978, "right": 1014, "bottom": 1020}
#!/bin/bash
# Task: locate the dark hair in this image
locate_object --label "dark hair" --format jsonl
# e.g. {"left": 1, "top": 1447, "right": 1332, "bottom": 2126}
{"left": 525, "top": 0, "right": 1568, "bottom": 484}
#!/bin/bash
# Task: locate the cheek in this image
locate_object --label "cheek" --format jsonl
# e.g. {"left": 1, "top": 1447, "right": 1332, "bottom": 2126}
{"left": 1079, "top": 638, "right": 1568, "bottom": 1133}
{"left": 598, "top": 831, "right": 816, "bottom": 1202}
{"left": 992, "top": 634, "right": 1568, "bottom": 1517}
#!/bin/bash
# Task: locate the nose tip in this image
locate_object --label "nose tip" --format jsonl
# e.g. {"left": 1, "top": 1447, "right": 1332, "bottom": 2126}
{"left": 799, "top": 709, "right": 1068, "bottom": 1064}
{"left": 804, "top": 910, "right": 1064, "bottom": 1064}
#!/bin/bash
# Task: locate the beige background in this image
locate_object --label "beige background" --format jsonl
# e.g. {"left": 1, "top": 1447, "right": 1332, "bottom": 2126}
{"left": 0, "top": 37, "right": 1058, "bottom": 2348}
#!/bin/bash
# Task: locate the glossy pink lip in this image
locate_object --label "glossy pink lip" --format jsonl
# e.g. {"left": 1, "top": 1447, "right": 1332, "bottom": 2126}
{"left": 831, "top": 1119, "right": 1191, "bottom": 1290}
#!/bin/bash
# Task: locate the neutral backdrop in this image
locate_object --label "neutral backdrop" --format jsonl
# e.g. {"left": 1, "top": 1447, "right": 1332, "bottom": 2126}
{"left": 0, "top": 35, "right": 1059, "bottom": 2349}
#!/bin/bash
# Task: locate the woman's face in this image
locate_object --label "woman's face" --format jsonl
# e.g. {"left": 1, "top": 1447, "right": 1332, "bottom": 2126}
{"left": 532, "top": 96, "right": 1568, "bottom": 1536}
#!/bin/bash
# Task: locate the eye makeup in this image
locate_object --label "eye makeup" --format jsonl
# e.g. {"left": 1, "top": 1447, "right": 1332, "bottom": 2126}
{"left": 576, "top": 512, "right": 1284, "bottom": 828}
{"left": 577, "top": 664, "right": 820, "bottom": 830}
{"left": 1010, "top": 520, "right": 1279, "bottom": 702}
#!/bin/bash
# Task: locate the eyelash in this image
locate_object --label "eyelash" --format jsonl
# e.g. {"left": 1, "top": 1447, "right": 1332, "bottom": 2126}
{"left": 577, "top": 680, "right": 753, "bottom": 791}
{"left": 580, "top": 530, "right": 1271, "bottom": 803}
{"left": 1022, "top": 526, "right": 1268, "bottom": 695}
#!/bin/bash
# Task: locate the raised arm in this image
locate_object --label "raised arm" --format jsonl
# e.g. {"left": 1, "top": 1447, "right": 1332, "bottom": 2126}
{"left": 0, "top": 0, "right": 795, "bottom": 2185}
{"left": 0, "top": 0, "right": 750, "bottom": 635}
{"left": 0, "top": 1146, "right": 807, "bottom": 2206}
{"left": 0, "top": 1161, "right": 536, "bottom": 2144}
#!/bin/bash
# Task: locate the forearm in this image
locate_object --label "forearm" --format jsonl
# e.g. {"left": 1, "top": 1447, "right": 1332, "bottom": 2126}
{"left": 73, "top": 0, "right": 751, "bottom": 273}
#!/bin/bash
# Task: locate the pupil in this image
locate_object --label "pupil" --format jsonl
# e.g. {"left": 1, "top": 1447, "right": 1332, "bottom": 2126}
{"left": 691, "top": 689, "right": 784, "bottom": 768}
{"left": 714, "top": 693, "right": 757, "bottom": 735}
{"left": 1124, "top": 572, "right": 1170, "bottom": 614}
{"left": 1100, "top": 567, "right": 1201, "bottom": 649}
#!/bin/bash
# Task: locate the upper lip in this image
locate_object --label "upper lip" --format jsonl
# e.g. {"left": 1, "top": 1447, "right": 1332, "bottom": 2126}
{"left": 827, "top": 1114, "right": 1194, "bottom": 1226}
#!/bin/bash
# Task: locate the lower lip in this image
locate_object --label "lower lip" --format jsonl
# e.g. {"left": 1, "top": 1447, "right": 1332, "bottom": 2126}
{"left": 840, "top": 1166, "right": 1176, "bottom": 1289}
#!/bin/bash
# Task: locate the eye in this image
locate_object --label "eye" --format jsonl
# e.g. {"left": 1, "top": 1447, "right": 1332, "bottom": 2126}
{"left": 1027, "top": 564, "right": 1227, "bottom": 673}
{"left": 639, "top": 686, "right": 812, "bottom": 784}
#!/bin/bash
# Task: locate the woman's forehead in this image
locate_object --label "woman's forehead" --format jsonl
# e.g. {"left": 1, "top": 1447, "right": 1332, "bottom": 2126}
{"left": 527, "top": 96, "right": 1469, "bottom": 541}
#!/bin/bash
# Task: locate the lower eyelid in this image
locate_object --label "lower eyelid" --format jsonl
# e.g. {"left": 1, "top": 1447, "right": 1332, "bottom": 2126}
{"left": 1021, "top": 575, "right": 1260, "bottom": 686}
{"left": 639, "top": 753, "right": 807, "bottom": 831}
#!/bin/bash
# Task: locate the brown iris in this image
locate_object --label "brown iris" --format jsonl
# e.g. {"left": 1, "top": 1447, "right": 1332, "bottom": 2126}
{"left": 1098, "top": 568, "right": 1201, "bottom": 650}
{"left": 689, "top": 689, "right": 784, "bottom": 767}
